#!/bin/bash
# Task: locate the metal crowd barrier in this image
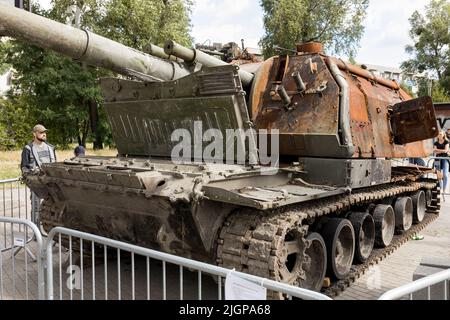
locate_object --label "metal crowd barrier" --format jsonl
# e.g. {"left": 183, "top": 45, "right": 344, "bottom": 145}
{"left": 0, "top": 178, "right": 36, "bottom": 251}
{"left": 379, "top": 268, "right": 450, "bottom": 300}
{"left": 426, "top": 156, "right": 450, "bottom": 166}
{"left": 45, "top": 227, "right": 331, "bottom": 301}
{"left": 3, "top": 215, "right": 449, "bottom": 301}
{"left": 0, "top": 176, "right": 330, "bottom": 301}
{"left": 1, "top": 217, "right": 331, "bottom": 301}
{"left": 0, "top": 216, "right": 44, "bottom": 300}
{"left": 0, "top": 178, "right": 42, "bottom": 246}
{"left": 1, "top": 178, "right": 31, "bottom": 221}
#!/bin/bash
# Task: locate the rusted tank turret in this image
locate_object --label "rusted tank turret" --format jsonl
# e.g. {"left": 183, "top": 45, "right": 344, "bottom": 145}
{"left": 1, "top": 4, "right": 441, "bottom": 298}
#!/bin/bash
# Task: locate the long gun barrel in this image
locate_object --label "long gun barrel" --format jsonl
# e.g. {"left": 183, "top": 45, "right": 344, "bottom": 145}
{"left": 143, "top": 43, "right": 181, "bottom": 62}
{"left": 0, "top": 3, "right": 191, "bottom": 82}
{"left": 164, "top": 40, "right": 254, "bottom": 86}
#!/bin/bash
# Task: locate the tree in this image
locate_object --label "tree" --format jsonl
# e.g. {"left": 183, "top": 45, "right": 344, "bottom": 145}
{"left": 0, "top": 42, "right": 10, "bottom": 75}
{"left": 441, "top": 50, "right": 450, "bottom": 97}
{"left": 51, "top": 0, "right": 192, "bottom": 49}
{"left": 348, "top": 54, "right": 359, "bottom": 67}
{"left": 0, "top": 96, "right": 36, "bottom": 150}
{"left": 400, "top": 81, "right": 416, "bottom": 98}
{"left": 259, "top": 0, "right": 369, "bottom": 57}
{"left": 416, "top": 78, "right": 450, "bottom": 102}
{"left": 49, "top": 0, "right": 193, "bottom": 148}
{"left": 98, "top": 0, "right": 193, "bottom": 48}
{"left": 402, "top": 0, "right": 450, "bottom": 95}
{"left": 431, "top": 83, "right": 450, "bottom": 102}
{"left": 0, "top": 0, "right": 193, "bottom": 149}
{"left": 2, "top": 38, "right": 103, "bottom": 148}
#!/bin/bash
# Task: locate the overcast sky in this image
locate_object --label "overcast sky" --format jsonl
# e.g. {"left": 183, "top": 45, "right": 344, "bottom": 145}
{"left": 191, "top": 0, "right": 429, "bottom": 68}
{"left": 34, "top": 0, "right": 429, "bottom": 68}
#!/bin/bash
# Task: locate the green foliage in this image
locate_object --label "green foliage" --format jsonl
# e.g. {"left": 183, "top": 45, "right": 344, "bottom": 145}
{"left": 430, "top": 82, "right": 450, "bottom": 102}
{"left": 2, "top": 38, "right": 103, "bottom": 148}
{"left": 259, "top": 0, "right": 369, "bottom": 57}
{"left": 402, "top": 0, "right": 450, "bottom": 96}
{"left": 0, "top": 41, "right": 11, "bottom": 74}
{"left": 1, "top": 0, "right": 193, "bottom": 149}
{"left": 99, "top": 0, "right": 193, "bottom": 48}
{"left": 441, "top": 59, "right": 450, "bottom": 97}
{"left": 348, "top": 54, "right": 358, "bottom": 67}
{"left": 50, "top": 0, "right": 192, "bottom": 48}
{"left": 0, "top": 96, "right": 35, "bottom": 150}
{"left": 417, "top": 78, "right": 450, "bottom": 102}
{"left": 417, "top": 78, "right": 429, "bottom": 98}
{"left": 400, "top": 81, "right": 416, "bottom": 98}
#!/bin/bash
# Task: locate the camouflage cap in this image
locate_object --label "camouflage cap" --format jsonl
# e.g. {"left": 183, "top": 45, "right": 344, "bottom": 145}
{"left": 32, "top": 124, "right": 48, "bottom": 133}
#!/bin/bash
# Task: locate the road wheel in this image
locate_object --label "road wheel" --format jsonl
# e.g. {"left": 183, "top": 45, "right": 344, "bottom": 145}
{"left": 394, "top": 197, "right": 413, "bottom": 232}
{"left": 322, "top": 218, "right": 355, "bottom": 280}
{"left": 412, "top": 190, "right": 426, "bottom": 224}
{"left": 348, "top": 212, "right": 375, "bottom": 263}
{"left": 373, "top": 204, "right": 395, "bottom": 248}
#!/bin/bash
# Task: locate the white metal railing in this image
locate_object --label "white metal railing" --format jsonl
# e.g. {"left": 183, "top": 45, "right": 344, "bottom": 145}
{"left": 379, "top": 268, "right": 450, "bottom": 300}
{"left": 0, "top": 178, "right": 37, "bottom": 251}
{"left": 3, "top": 216, "right": 450, "bottom": 301}
{"left": 45, "top": 227, "right": 331, "bottom": 301}
{"left": 394, "top": 156, "right": 449, "bottom": 169}
{"left": 426, "top": 156, "right": 450, "bottom": 165}
{"left": 0, "top": 216, "right": 45, "bottom": 300}
{"left": 0, "top": 178, "right": 31, "bottom": 221}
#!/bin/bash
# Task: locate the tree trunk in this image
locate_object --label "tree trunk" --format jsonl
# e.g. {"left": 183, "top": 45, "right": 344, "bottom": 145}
{"left": 81, "top": 119, "right": 89, "bottom": 147}
{"left": 76, "top": 117, "right": 82, "bottom": 146}
{"left": 89, "top": 99, "right": 103, "bottom": 150}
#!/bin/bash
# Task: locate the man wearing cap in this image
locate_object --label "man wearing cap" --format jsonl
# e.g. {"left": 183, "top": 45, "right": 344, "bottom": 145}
{"left": 20, "top": 124, "right": 57, "bottom": 173}
{"left": 21, "top": 124, "right": 57, "bottom": 227}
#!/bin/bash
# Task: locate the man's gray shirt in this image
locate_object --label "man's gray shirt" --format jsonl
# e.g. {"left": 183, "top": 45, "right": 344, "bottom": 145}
{"left": 21, "top": 142, "right": 56, "bottom": 173}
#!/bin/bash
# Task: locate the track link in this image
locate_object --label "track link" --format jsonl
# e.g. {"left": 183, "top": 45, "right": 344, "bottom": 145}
{"left": 217, "top": 180, "right": 439, "bottom": 299}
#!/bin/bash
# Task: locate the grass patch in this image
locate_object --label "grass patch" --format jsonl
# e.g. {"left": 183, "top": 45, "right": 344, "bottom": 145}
{"left": 0, "top": 144, "right": 117, "bottom": 180}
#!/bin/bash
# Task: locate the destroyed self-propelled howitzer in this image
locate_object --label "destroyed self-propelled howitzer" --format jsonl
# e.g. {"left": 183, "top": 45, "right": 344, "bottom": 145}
{"left": 0, "top": 4, "right": 441, "bottom": 297}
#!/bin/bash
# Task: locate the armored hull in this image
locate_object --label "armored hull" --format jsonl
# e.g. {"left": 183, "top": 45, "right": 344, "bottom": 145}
{"left": 24, "top": 156, "right": 440, "bottom": 296}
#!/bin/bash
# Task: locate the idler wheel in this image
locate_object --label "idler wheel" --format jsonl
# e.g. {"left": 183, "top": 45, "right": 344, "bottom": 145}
{"left": 322, "top": 218, "right": 355, "bottom": 280}
{"left": 347, "top": 212, "right": 375, "bottom": 263}
{"left": 394, "top": 197, "right": 413, "bottom": 232}
{"left": 373, "top": 204, "right": 395, "bottom": 248}
{"left": 277, "top": 227, "right": 308, "bottom": 288}
{"left": 299, "top": 232, "right": 327, "bottom": 291}
{"left": 412, "top": 191, "right": 426, "bottom": 224}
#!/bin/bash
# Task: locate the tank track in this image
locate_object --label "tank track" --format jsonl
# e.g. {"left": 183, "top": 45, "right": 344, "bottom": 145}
{"left": 216, "top": 180, "right": 440, "bottom": 299}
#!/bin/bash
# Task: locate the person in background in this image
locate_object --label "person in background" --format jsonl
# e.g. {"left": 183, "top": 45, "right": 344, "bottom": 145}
{"left": 408, "top": 158, "right": 426, "bottom": 167}
{"left": 21, "top": 124, "right": 56, "bottom": 173}
{"left": 74, "top": 145, "right": 86, "bottom": 157}
{"left": 20, "top": 124, "right": 56, "bottom": 227}
{"left": 434, "top": 131, "right": 449, "bottom": 193}
{"left": 446, "top": 128, "right": 450, "bottom": 141}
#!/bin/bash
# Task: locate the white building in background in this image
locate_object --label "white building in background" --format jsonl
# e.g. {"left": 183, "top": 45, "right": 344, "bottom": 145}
{"left": 0, "top": 70, "right": 12, "bottom": 97}
{"left": 361, "top": 63, "right": 425, "bottom": 95}
{"left": 363, "top": 64, "right": 403, "bottom": 82}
